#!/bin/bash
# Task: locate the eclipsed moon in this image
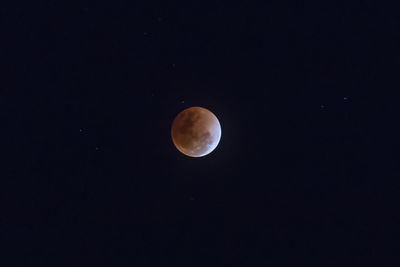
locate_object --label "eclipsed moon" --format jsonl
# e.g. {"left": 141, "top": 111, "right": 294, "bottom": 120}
{"left": 171, "top": 106, "right": 221, "bottom": 157}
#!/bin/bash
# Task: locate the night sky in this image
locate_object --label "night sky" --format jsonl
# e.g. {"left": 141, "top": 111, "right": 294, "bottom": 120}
{"left": 2, "top": 0, "right": 399, "bottom": 266}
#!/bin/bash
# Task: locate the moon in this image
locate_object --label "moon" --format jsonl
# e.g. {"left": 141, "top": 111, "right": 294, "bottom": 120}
{"left": 171, "top": 107, "right": 221, "bottom": 157}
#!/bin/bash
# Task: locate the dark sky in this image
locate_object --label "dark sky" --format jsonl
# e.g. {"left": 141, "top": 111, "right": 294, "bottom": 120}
{"left": 1, "top": 0, "right": 399, "bottom": 266}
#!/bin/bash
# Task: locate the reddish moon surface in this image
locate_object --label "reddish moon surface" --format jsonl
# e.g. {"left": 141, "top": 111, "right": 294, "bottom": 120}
{"left": 171, "top": 107, "right": 221, "bottom": 157}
